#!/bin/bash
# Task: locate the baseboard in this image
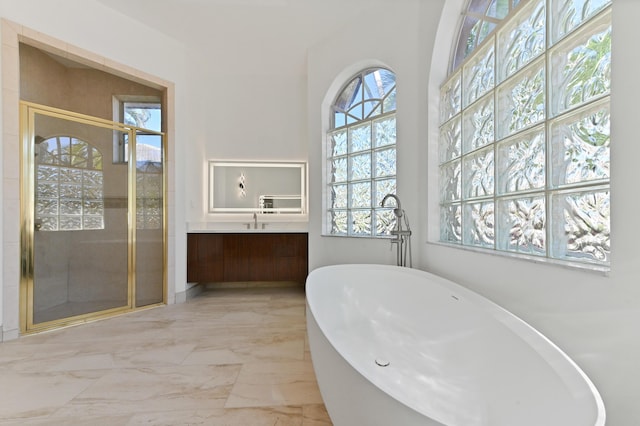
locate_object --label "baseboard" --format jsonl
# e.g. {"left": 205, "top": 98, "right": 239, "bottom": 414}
{"left": 185, "top": 283, "right": 205, "bottom": 300}
{"left": 0, "top": 326, "right": 19, "bottom": 342}
{"left": 204, "top": 281, "right": 302, "bottom": 290}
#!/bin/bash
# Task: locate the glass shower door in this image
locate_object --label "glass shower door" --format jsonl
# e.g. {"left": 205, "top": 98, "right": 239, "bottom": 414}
{"left": 134, "top": 129, "right": 165, "bottom": 307}
{"left": 30, "top": 110, "right": 132, "bottom": 327}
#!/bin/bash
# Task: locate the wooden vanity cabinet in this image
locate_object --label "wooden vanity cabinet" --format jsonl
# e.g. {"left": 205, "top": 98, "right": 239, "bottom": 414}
{"left": 186, "top": 233, "right": 224, "bottom": 283}
{"left": 187, "top": 233, "right": 308, "bottom": 284}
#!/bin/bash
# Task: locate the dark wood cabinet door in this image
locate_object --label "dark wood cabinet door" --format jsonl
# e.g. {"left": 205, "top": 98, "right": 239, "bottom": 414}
{"left": 222, "top": 233, "right": 250, "bottom": 281}
{"left": 187, "top": 233, "right": 308, "bottom": 284}
{"left": 186, "top": 233, "right": 224, "bottom": 282}
{"left": 272, "top": 233, "right": 308, "bottom": 282}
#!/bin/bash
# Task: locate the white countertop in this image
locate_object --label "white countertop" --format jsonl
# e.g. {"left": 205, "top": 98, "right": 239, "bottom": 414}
{"left": 187, "top": 221, "right": 308, "bottom": 233}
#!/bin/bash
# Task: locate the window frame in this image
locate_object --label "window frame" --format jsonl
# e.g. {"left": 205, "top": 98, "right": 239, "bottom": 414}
{"left": 112, "top": 98, "right": 162, "bottom": 164}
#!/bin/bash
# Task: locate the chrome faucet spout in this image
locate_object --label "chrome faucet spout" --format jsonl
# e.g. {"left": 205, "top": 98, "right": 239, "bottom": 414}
{"left": 252, "top": 212, "right": 258, "bottom": 229}
{"left": 381, "top": 193, "right": 401, "bottom": 210}
{"left": 381, "top": 193, "right": 403, "bottom": 218}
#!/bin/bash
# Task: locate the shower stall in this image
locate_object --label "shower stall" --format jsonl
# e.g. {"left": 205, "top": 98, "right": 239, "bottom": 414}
{"left": 19, "top": 102, "right": 166, "bottom": 333}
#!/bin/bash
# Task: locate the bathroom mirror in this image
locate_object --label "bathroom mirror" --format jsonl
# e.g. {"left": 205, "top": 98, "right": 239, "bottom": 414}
{"left": 208, "top": 161, "right": 307, "bottom": 214}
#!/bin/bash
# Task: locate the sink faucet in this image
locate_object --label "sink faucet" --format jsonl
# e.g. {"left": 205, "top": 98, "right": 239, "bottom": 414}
{"left": 381, "top": 193, "right": 412, "bottom": 267}
{"left": 253, "top": 212, "right": 258, "bottom": 229}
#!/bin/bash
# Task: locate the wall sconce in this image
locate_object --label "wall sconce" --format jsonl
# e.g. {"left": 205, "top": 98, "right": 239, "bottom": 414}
{"left": 238, "top": 172, "right": 246, "bottom": 197}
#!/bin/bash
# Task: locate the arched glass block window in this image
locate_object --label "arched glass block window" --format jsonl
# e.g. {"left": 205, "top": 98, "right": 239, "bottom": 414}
{"left": 326, "top": 68, "right": 397, "bottom": 237}
{"left": 439, "top": 0, "right": 611, "bottom": 267}
{"left": 451, "top": 0, "right": 522, "bottom": 73}
{"left": 35, "top": 136, "right": 104, "bottom": 231}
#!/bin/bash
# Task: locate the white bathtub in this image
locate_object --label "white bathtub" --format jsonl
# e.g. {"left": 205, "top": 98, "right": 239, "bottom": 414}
{"left": 305, "top": 264, "right": 605, "bottom": 426}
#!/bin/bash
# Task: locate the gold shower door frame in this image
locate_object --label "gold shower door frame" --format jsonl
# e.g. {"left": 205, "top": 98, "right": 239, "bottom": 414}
{"left": 19, "top": 102, "right": 167, "bottom": 334}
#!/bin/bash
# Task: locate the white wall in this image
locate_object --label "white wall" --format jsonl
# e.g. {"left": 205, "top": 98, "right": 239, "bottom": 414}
{"left": 0, "top": 0, "right": 190, "bottom": 337}
{"left": 183, "top": 55, "right": 309, "bottom": 223}
{"left": 307, "top": 0, "right": 444, "bottom": 270}
{"left": 308, "top": 0, "right": 640, "bottom": 423}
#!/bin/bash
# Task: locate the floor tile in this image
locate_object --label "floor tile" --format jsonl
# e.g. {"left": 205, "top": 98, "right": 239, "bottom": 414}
{"left": 225, "top": 361, "right": 324, "bottom": 408}
{"left": 127, "top": 406, "right": 303, "bottom": 426}
{"left": 0, "top": 286, "right": 333, "bottom": 425}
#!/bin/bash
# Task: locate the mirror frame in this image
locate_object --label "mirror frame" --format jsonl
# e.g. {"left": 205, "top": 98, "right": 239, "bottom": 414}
{"left": 208, "top": 160, "right": 307, "bottom": 214}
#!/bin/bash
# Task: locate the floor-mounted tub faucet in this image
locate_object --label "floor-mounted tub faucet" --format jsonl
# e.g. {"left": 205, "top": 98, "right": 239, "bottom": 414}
{"left": 381, "top": 193, "right": 412, "bottom": 267}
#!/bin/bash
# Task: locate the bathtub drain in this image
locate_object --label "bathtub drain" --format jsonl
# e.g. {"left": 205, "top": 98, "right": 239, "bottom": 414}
{"left": 375, "top": 358, "right": 390, "bottom": 367}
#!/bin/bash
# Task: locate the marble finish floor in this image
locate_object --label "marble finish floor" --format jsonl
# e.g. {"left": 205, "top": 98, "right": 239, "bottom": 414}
{"left": 0, "top": 287, "right": 332, "bottom": 425}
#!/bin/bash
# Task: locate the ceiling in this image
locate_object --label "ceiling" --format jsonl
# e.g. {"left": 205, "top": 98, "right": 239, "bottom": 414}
{"left": 94, "top": 0, "right": 411, "bottom": 71}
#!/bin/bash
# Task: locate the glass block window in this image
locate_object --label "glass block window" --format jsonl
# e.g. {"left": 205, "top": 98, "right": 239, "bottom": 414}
{"left": 452, "top": 0, "right": 523, "bottom": 73}
{"left": 439, "top": 0, "right": 611, "bottom": 267}
{"left": 327, "top": 68, "right": 397, "bottom": 237}
{"left": 35, "top": 136, "right": 104, "bottom": 231}
{"left": 136, "top": 146, "right": 163, "bottom": 231}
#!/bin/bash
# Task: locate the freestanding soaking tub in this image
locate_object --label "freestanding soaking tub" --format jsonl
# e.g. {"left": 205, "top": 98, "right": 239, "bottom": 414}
{"left": 305, "top": 264, "right": 605, "bottom": 426}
